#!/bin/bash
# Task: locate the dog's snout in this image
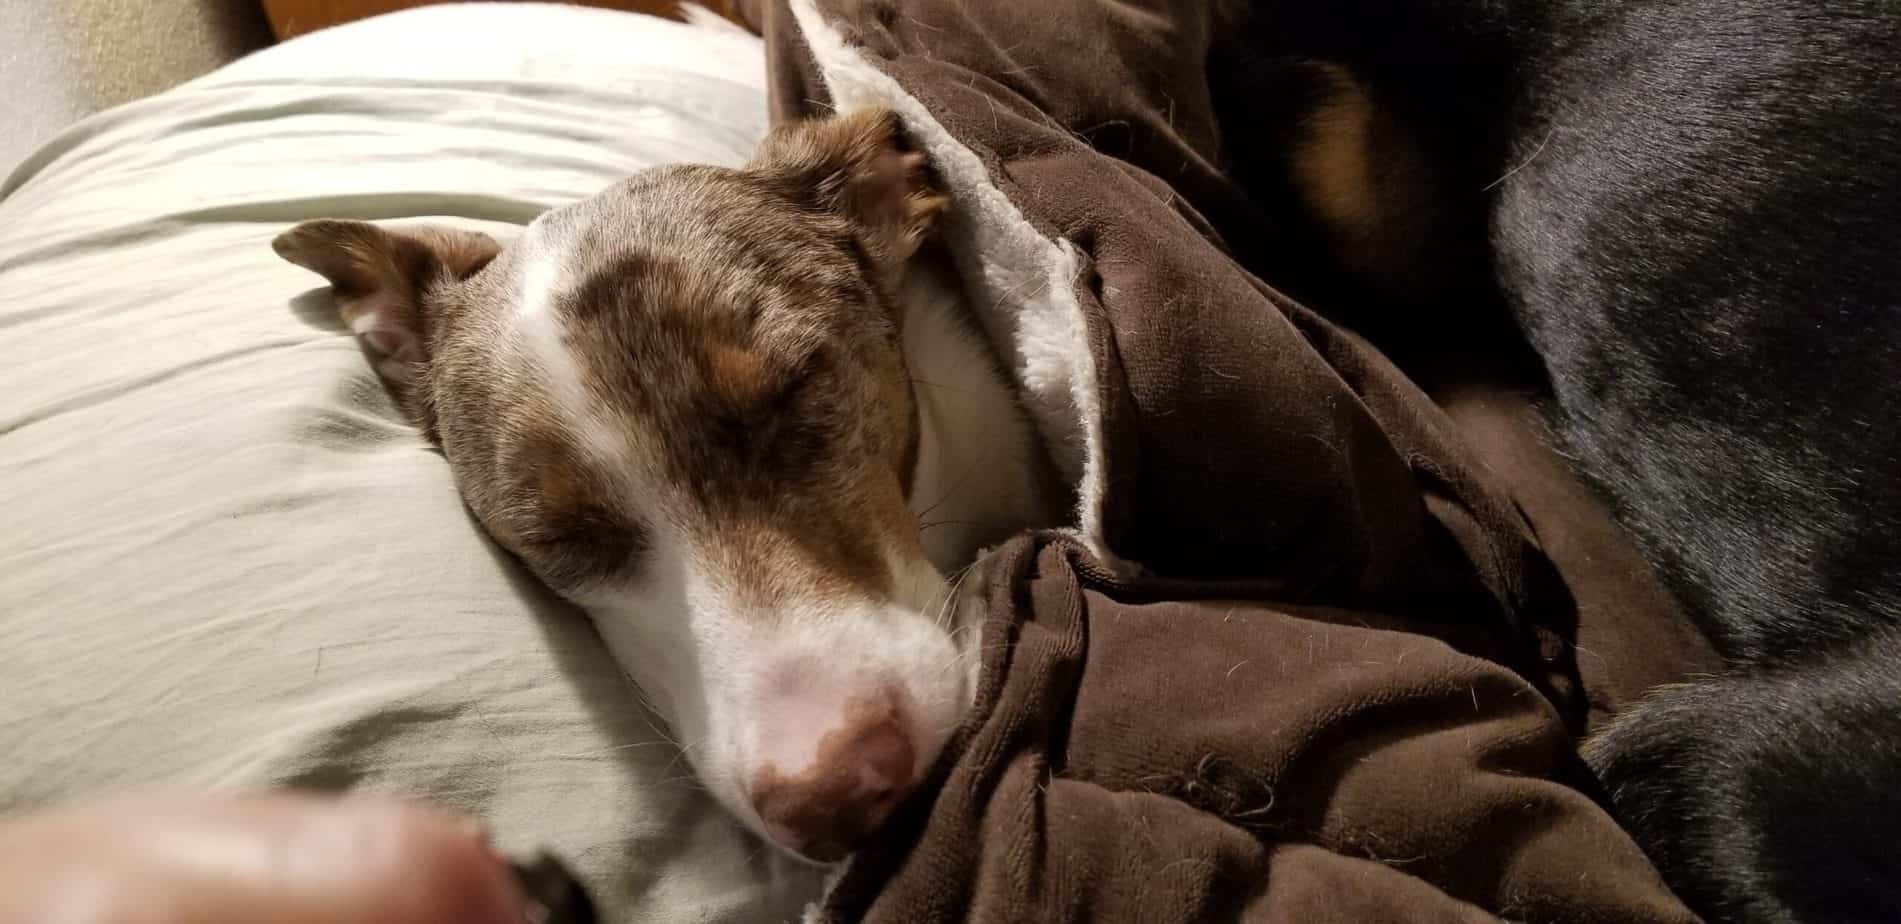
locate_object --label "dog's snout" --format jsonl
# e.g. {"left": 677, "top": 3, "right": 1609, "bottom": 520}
{"left": 750, "top": 699, "right": 918, "bottom": 861}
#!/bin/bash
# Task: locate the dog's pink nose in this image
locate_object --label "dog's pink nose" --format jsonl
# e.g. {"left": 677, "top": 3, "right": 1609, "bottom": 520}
{"left": 750, "top": 705, "right": 918, "bottom": 861}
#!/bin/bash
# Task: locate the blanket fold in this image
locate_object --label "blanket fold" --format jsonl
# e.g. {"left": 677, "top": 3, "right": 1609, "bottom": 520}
{"left": 726, "top": 1, "right": 1711, "bottom": 920}
{"left": 822, "top": 535, "right": 1695, "bottom": 922}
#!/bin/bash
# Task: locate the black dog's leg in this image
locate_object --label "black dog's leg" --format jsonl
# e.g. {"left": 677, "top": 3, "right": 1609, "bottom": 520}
{"left": 1588, "top": 628, "right": 1901, "bottom": 924}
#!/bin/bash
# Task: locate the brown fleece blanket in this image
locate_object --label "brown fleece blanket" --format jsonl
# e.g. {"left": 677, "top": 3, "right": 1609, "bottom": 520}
{"left": 726, "top": 1, "right": 1716, "bottom": 921}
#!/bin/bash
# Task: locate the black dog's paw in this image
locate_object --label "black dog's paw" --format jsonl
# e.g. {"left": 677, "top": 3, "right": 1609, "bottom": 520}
{"left": 1588, "top": 645, "right": 1901, "bottom": 924}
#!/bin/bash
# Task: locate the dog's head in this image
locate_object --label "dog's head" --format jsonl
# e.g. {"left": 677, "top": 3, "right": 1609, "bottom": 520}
{"left": 275, "top": 110, "right": 968, "bottom": 862}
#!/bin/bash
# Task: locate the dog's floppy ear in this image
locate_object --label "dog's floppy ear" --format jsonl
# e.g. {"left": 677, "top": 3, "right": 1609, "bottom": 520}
{"left": 750, "top": 108, "right": 948, "bottom": 270}
{"left": 273, "top": 220, "right": 499, "bottom": 432}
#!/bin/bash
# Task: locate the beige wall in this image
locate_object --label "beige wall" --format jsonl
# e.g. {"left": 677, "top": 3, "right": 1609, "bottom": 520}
{"left": 2, "top": 0, "right": 270, "bottom": 170}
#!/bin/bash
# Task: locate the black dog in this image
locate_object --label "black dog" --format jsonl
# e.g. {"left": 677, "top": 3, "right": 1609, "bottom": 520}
{"left": 1214, "top": 3, "right": 1901, "bottom": 921}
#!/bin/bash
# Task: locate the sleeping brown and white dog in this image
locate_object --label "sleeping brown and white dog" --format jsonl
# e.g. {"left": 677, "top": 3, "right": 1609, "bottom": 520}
{"left": 273, "top": 109, "right": 1059, "bottom": 863}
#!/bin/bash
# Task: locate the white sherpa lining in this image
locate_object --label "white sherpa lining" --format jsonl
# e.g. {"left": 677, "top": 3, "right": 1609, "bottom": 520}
{"left": 787, "top": 0, "right": 1115, "bottom": 565}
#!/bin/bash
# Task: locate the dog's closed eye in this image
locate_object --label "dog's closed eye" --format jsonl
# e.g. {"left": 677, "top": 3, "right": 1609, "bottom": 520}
{"left": 708, "top": 349, "right": 833, "bottom": 450}
{"left": 496, "top": 436, "right": 651, "bottom": 588}
{"left": 519, "top": 503, "right": 650, "bottom": 589}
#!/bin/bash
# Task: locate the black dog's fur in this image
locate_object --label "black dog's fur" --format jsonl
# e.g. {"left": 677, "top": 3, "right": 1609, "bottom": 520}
{"left": 1588, "top": 629, "right": 1901, "bottom": 923}
{"left": 1216, "top": 2, "right": 1901, "bottom": 921}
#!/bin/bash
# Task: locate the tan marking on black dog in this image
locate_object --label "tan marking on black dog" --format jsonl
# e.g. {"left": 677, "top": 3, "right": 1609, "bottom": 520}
{"left": 1288, "top": 62, "right": 1445, "bottom": 297}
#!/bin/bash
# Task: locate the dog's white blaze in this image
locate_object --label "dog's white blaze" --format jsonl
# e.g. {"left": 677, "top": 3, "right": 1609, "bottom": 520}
{"left": 514, "top": 241, "right": 582, "bottom": 403}
{"left": 514, "top": 237, "right": 562, "bottom": 321}
{"left": 512, "top": 233, "right": 644, "bottom": 479}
